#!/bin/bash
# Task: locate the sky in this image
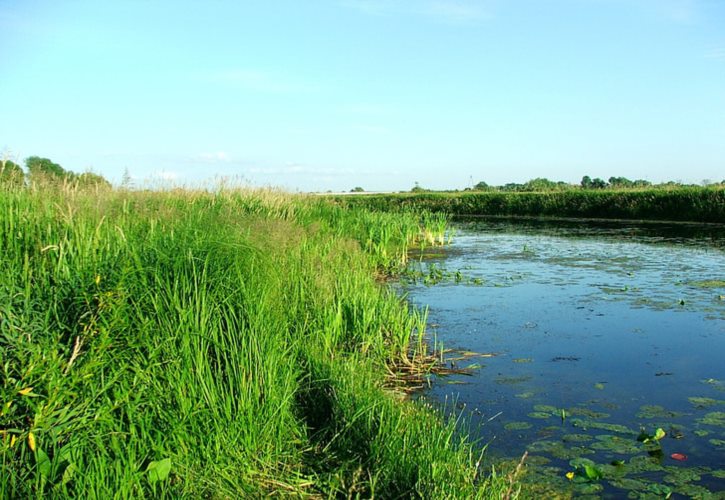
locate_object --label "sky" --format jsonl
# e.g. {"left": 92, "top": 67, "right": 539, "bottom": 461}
{"left": 1, "top": 0, "right": 724, "bottom": 192}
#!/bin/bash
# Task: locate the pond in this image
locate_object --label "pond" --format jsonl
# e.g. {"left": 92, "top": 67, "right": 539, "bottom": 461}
{"left": 404, "top": 218, "right": 725, "bottom": 498}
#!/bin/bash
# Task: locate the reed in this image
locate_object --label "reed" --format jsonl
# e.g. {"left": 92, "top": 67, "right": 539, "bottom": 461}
{"left": 333, "top": 186, "right": 725, "bottom": 223}
{"left": 0, "top": 182, "right": 516, "bottom": 498}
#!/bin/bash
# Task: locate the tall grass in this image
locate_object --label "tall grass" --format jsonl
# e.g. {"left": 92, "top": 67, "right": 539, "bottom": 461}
{"left": 334, "top": 187, "right": 725, "bottom": 223}
{"left": 0, "top": 183, "right": 513, "bottom": 498}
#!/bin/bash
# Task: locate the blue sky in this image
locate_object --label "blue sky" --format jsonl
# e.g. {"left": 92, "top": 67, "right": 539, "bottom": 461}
{"left": 1, "top": 0, "right": 723, "bottom": 191}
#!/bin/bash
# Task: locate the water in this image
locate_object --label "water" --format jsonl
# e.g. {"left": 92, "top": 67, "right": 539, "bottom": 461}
{"left": 404, "top": 218, "right": 725, "bottom": 498}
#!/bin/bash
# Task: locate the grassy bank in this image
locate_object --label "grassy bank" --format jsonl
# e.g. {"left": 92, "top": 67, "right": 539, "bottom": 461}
{"left": 333, "top": 187, "right": 725, "bottom": 223}
{"left": 0, "top": 183, "right": 515, "bottom": 498}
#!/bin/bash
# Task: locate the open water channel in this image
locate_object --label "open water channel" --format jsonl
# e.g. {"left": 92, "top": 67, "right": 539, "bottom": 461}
{"left": 404, "top": 218, "right": 725, "bottom": 498}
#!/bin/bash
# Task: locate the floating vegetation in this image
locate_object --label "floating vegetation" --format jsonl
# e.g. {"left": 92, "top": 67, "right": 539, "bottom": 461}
{"left": 551, "top": 356, "right": 581, "bottom": 362}
{"left": 512, "top": 358, "right": 533, "bottom": 363}
{"left": 701, "top": 378, "right": 725, "bottom": 392}
{"left": 528, "top": 412, "right": 553, "bottom": 419}
{"left": 571, "top": 419, "right": 636, "bottom": 435}
{"left": 562, "top": 434, "right": 593, "bottom": 443}
{"left": 636, "top": 405, "right": 683, "bottom": 419}
{"left": 688, "top": 279, "right": 725, "bottom": 288}
{"left": 709, "top": 438, "right": 725, "bottom": 447}
{"left": 504, "top": 421, "right": 533, "bottom": 431}
{"left": 566, "top": 407, "right": 610, "bottom": 419}
{"left": 696, "top": 411, "right": 725, "bottom": 427}
{"left": 688, "top": 396, "right": 725, "bottom": 408}
{"left": 494, "top": 375, "right": 533, "bottom": 385}
{"left": 594, "top": 382, "right": 606, "bottom": 390}
{"left": 533, "top": 404, "right": 559, "bottom": 414}
{"left": 515, "top": 391, "right": 536, "bottom": 399}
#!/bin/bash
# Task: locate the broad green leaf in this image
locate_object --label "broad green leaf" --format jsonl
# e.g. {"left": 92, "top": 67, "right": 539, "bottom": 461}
{"left": 36, "top": 447, "right": 51, "bottom": 479}
{"left": 583, "top": 464, "right": 603, "bottom": 481}
{"left": 147, "top": 458, "right": 172, "bottom": 483}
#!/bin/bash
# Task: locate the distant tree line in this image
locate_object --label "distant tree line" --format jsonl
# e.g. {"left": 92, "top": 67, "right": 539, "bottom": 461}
{"left": 407, "top": 175, "right": 725, "bottom": 193}
{"left": 0, "top": 155, "right": 111, "bottom": 188}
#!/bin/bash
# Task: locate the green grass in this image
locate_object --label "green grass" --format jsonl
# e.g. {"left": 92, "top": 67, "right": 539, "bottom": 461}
{"left": 333, "top": 186, "right": 725, "bottom": 223}
{"left": 0, "top": 183, "right": 516, "bottom": 498}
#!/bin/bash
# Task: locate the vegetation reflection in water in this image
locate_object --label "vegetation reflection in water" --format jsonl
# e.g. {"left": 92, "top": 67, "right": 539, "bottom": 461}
{"left": 405, "top": 218, "right": 725, "bottom": 498}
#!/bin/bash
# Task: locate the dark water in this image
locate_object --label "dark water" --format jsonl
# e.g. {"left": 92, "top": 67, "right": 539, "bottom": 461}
{"left": 405, "top": 218, "right": 725, "bottom": 498}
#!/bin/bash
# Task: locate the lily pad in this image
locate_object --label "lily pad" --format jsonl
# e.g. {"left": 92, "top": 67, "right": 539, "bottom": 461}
{"left": 610, "top": 477, "right": 650, "bottom": 491}
{"left": 627, "top": 456, "right": 666, "bottom": 474}
{"left": 533, "top": 404, "right": 559, "bottom": 413}
{"left": 697, "top": 411, "right": 725, "bottom": 427}
{"left": 571, "top": 419, "right": 635, "bottom": 435}
{"left": 495, "top": 375, "right": 532, "bottom": 385}
{"left": 674, "top": 484, "right": 714, "bottom": 497}
{"left": 694, "top": 429, "right": 710, "bottom": 437}
{"left": 662, "top": 466, "right": 702, "bottom": 485}
{"left": 688, "top": 397, "right": 725, "bottom": 408}
{"left": 591, "top": 435, "right": 641, "bottom": 454}
{"left": 562, "top": 434, "right": 593, "bottom": 443}
{"left": 505, "top": 421, "right": 532, "bottom": 431}
{"left": 528, "top": 412, "right": 553, "bottom": 419}
{"left": 709, "top": 438, "right": 725, "bottom": 447}
{"left": 566, "top": 407, "right": 610, "bottom": 419}
{"left": 712, "top": 469, "right": 725, "bottom": 479}
{"left": 636, "top": 405, "right": 682, "bottom": 419}
{"left": 512, "top": 358, "right": 533, "bottom": 363}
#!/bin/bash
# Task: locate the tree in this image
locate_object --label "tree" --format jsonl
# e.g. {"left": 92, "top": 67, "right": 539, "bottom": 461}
{"left": 25, "top": 156, "right": 73, "bottom": 182}
{"left": 0, "top": 159, "right": 24, "bottom": 185}
{"left": 608, "top": 176, "right": 633, "bottom": 189}
{"left": 77, "top": 171, "right": 111, "bottom": 188}
{"left": 411, "top": 182, "right": 426, "bottom": 193}
{"left": 523, "top": 177, "right": 559, "bottom": 192}
{"left": 350, "top": 186, "right": 365, "bottom": 192}
{"left": 581, "top": 175, "right": 606, "bottom": 189}
{"left": 473, "top": 181, "right": 490, "bottom": 191}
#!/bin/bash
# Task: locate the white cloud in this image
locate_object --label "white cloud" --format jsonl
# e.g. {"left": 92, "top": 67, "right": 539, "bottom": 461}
{"left": 342, "top": 0, "right": 491, "bottom": 23}
{"left": 197, "top": 151, "right": 231, "bottom": 163}
{"left": 704, "top": 46, "right": 725, "bottom": 61}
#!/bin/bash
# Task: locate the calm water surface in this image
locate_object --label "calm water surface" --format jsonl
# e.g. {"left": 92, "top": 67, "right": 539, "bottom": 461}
{"left": 405, "top": 219, "right": 725, "bottom": 498}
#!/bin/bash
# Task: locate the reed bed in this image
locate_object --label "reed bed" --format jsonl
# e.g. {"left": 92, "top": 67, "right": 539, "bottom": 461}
{"left": 0, "top": 182, "right": 514, "bottom": 498}
{"left": 334, "top": 187, "right": 725, "bottom": 223}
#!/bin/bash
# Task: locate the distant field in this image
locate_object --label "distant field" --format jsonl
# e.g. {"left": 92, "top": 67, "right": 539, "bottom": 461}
{"left": 331, "top": 187, "right": 725, "bottom": 223}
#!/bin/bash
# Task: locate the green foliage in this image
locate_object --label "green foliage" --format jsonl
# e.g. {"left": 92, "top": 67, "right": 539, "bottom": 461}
{"left": 350, "top": 186, "right": 365, "bottom": 192}
{"left": 0, "top": 185, "right": 506, "bottom": 498}
{"left": 25, "top": 156, "right": 71, "bottom": 181}
{"left": 76, "top": 171, "right": 111, "bottom": 188}
{"left": 333, "top": 187, "right": 725, "bottom": 223}
{"left": 0, "top": 160, "right": 24, "bottom": 185}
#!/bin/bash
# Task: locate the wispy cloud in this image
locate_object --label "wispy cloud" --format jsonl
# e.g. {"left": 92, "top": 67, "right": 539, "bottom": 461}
{"left": 704, "top": 46, "right": 725, "bottom": 61}
{"left": 342, "top": 0, "right": 492, "bottom": 23}
{"left": 196, "top": 151, "right": 231, "bottom": 163}
{"left": 201, "top": 69, "right": 315, "bottom": 93}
